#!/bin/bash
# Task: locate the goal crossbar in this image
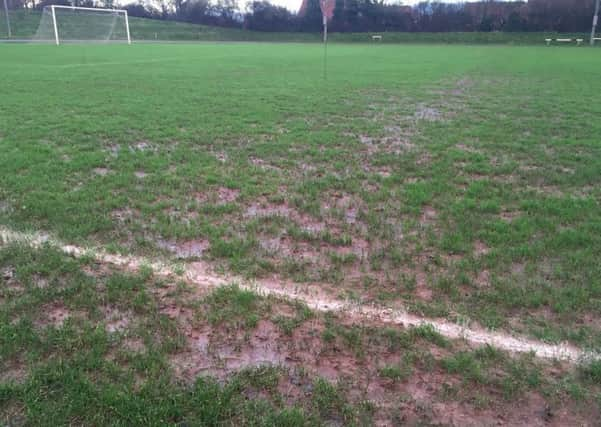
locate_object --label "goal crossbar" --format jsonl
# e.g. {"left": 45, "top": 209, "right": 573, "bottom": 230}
{"left": 42, "top": 5, "right": 131, "bottom": 45}
{"left": 51, "top": 5, "right": 128, "bottom": 13}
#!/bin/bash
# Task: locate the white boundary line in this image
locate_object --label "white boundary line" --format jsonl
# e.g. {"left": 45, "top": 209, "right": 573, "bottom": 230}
{"left": 0, "top": 226, "right": 597, "bottom": 363}
{"left": 2, "top": 58, "right": 184, "bottom": 69}
{"left": 47, "top": 57, "right": 184, "bottom": 68}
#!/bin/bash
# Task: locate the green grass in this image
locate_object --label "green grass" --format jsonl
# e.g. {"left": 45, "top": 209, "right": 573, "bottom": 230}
{"left": 1, "top": 42, "right": 600, "bottom": 351}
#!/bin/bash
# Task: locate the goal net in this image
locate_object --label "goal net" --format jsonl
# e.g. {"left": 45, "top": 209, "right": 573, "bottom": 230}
{"left": 33, "top": 5, "right": 131, "bottom": 44}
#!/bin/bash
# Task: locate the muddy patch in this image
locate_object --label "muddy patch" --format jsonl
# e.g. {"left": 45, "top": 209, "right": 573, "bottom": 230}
{"left": 474, "top": 270, "right": 491, "bottom": 288}
{"left": 474, "top": 241, "right": 489, "bottom": 257}
{"left": 245, "top": 200, "right": 326, "bottom": 234}
{"left": 321, "top": 192, "right": 366, "bottom": 227}
{"left": 500, "top": 209, "right": 521, "bottom": 222}
{"left": 170, "top": 316, "right": 361, "bottom": 386}
{"left": 414, "top": 105, "right": 443, "bottom": 122}
{"left": 249, "top": 156, "right": 282, "bottom": 172}
{"left": 345, "top": 207, "right": 358, "bottom": 225}
{"left": 214, "top": 151, "right": 228, "bottom": 163}
{"left": 246, "top": 203, "right": 292, "bottom": 219}
{"left": 122, "top": 337, "right": 146, "bottom": 353}
{"left": 36, "top": 303, "right": 72, "bottom": 328}
{"left": 103, "top": 307, "right": 133, "bottom": 333}
{"left": 2, "top": 266, "right": 15, "bottom": 282}
{"left": 333, "top": 236, "right": 369, "bottom": 259}
{"left": 511, "top": 262, "right": 525, "bottom": 276}
{"left": 217, "top": 187, "right": 240, "bottom": 204}
{"left": 219, "top": 321, "right": 288, "bottom": 371}
{"left": 259, "top": 236, "right": 321, "bottom": 262}
{"left": 413, "top": 271, "right": 432, "bottom": 301}
{"left": 519, "top": 164, "right": 540, "bottom": 173}
{"left": 558, "top": 166, "right": 575, "bottom": 175}
{"left": 111, "top": 207, "right": 139, "bottom": 223}
{"left": 420, "top": 206, "right": 438, "bottom": 225}
{"left": 163, "top": 206, "right": 199, "bottom": 226}
{"left": 0, "top": 361, "right": 26, "bottom": 384}
{"left": 93, "top": 167, "right": 111, "bottom": 176}
{"left": 157, "top": 239, "right": 210, "bottom": 259}
{"left": 298, "top": 162, "right": 316, "bottom": 175}
{"left": 31, "top": 273, "right": 49, "bottom": 289}
{"left": 455, "top": 143, "right": 481, "bottom": 154}
{"left": 360, "top": 133, "right": 415, "bottom": 155}
{"left": 416, "top": 152, "right": 432, "bottom": 166}
{"left": 161, "top": 299, "right": 590, "bottom": 427}
{"left": 105, "top": 143, "right": 121, "bottom": 158}
{"left": 170, "top": 320, "right": 290, "bottom": 380}
{"left": 0, "top": 200, "right": 11, "bottom": 214}
{"left": 129, "top": 141, "right": 156, "bottom": 152}
{"left": 363, "top": 165, "right": 392, "bottom": 178}
{"left": 195, "top": 187, "right": 241, "bottom": 206}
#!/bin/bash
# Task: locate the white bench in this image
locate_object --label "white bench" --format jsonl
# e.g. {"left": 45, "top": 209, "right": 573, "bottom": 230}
{"left": 546, "top": 38, "right": 584, "bottom": 46}
{"left": 371, "top": 35, "right": 382, "bottom": 41}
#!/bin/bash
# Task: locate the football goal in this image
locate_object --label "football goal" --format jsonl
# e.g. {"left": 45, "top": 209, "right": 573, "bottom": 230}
{"left": 33, "top": 5, "right": 131, "bottom": 45}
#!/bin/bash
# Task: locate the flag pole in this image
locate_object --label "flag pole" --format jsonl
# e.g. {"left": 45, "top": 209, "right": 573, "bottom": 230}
{"left": 323, "top": 15, "right": 328, "bottom": 80}
{"left": 320, "top": 0, "right": 334, "bottom": 80}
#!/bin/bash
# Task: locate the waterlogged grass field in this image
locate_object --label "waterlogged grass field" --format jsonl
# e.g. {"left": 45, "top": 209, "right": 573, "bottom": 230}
{"left": 1, "top": 43, "right": 601, "bottom": 424}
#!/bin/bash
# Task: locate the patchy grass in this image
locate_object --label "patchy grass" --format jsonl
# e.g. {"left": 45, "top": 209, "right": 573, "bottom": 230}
{"left": 1, "top": 41, "right": 601, "bottom": 423}
{"left": 2, "top": 43, "right": 599, "bottom": 350}
{"left": 202, "top": 284, "right": 266, "bottom": 329}
{"left": 0, "top": 244, "right": 600, "bottom": 425}
{"left": 1, "top": 43, "right": 600, "bottom": 350}
{"left": 579, "top": 359, "right": 601, "bottom": 386}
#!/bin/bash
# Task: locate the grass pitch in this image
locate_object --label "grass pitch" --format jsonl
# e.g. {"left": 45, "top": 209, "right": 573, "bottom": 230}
{"left": 1, "top": 42, "right": 601, "bottom": 424}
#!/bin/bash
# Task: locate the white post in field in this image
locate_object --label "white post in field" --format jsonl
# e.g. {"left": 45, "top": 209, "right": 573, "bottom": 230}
{"left": 592, "top": 0, "right": 600, "bottom": 45}
{"left": 124, "top": 10, "right": 131, "bottom": 44}
{"left": 51, "top": 5, "right": 59, "bottom": 45}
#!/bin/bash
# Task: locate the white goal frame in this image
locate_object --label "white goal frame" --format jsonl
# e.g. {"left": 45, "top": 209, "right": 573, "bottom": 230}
{"left": 49, "top": 5, "right": 131, "bottom": 45}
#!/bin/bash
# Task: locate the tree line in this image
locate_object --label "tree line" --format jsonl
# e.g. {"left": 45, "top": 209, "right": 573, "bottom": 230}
{"left": 7, "top": 0, "right": 598, "bottom": 33}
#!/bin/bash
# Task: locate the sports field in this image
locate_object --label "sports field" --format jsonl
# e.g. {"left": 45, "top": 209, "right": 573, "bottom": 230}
{"left": 1, "top": 43, "right": 601, "bottom": 424}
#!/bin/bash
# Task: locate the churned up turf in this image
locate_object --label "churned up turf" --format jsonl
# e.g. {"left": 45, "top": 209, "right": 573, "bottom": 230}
{"left": 1, "top": 243, "right": 600, "bottom": 425}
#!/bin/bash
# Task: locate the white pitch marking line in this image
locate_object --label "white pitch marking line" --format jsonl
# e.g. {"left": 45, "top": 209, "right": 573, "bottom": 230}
{"left": 46, "top": 57, "right": 184, "bottom": 68}
{"left": 0, "top": 226, "right": 597, "bottom": 363}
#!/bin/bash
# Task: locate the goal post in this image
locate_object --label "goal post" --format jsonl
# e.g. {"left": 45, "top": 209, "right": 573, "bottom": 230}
{"left": 51, "top": 6, "right": 58, "bottom": 45}
{"left": 34, "top": 5, "right": 131, "bottom": 45}
{"left": 592, "top": 0, "right": 600, "bottom": 45}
